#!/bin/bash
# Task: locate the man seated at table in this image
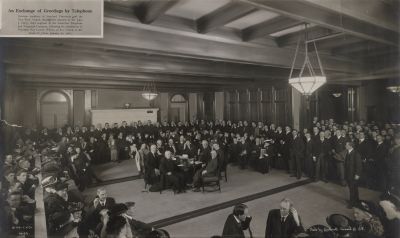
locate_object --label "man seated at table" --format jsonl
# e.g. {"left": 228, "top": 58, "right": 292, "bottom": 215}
{"left": 159, "top": 150, "right": 186, "bottom": 194}
{"left": 192, "top": 150, "right": 219, "bottom": 192}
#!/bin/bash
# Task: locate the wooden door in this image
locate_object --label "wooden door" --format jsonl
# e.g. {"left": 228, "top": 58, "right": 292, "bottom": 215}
{"left": 41, "top": 103, "right": 69, "bottom": 129}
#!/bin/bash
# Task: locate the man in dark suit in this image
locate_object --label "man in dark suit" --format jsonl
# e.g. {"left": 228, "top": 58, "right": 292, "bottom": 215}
{"left": 144, "top": 144, "right": 161, "bottom": 188}
{"left": 313, "top": 131, "right": 330, "bottom": 182}
{"left": 265, "top": 198, "right": 303, "bottom": 238}
{"left": 356, "top": 131, "right": 372, "bottom": 187}
{"left": 213, "top": 143, "right": 225, "bottom": 169}
{"left": 90, "top": 187, "right": 116, "bottom": 212}
{"left": 198, "top": 140, "right": 212, "bottom": 164}
{"left": 304, "top": 132, "right": 314, "bottom": 178}
{"left": 283, "top": 126, "right": 293, "bottom": 173}
{"left": 192, "top": 150, "right": 219, "bottom": 192}
{"left": 373, "top": 135, "right": 389, "bottom": 191}
{"left": 333, "top": 130, "right": 348, "bottom": 186}
{"left": 289, "top": 130, "right": 305, "bottom": 179}
{"left": 222, "top": 204, "right": 252, "bottom": 238}
{"left": 159, "top": 150, "right": 185, "bottom": 193}
{"left": 387, "top": 133, "right": 400, "bottom": 195}
{"left": 344, "top": 141, "right": 362, "bottom": 208}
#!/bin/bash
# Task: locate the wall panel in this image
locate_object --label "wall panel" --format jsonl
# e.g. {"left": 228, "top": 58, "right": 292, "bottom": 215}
{"left": 238, "top": 90, "right": 249, "bottom": 121}
{"left": 73, "top": 90, "right": 85, "bottom": 126}
{"left": 97, "top": 90, "right": 150, "bottom": 109}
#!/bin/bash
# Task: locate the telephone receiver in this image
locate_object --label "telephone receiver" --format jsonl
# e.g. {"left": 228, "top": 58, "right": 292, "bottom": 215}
{"left": 241, "top": 216, "right": 252, "bottom": 230}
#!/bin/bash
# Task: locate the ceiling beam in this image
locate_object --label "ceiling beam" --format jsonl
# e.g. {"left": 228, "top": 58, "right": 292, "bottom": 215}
{"left": 5, "top": 64, "right": 254, "bottom": 85}
{"left": 63, "top": 23, "right": 363, "bottom": 74}
{"left": 4, "top": 42, "right": 291, "bottom": 80}
{"left": 242, "top": 16, "right": 302, "bottom": 41}
{"left": 301, "top": 0, "right": 399, "bottom": 32}
{"left": 196, "top": 1, "right": 256, "bottom": 34}
{"left": 239, "top": 0, "right": 399, "bottom": 46}
{"left": 329, "top": 72, "right": 399, "bottom": 82}
{"left": 277, "top": 26, "right": 338, "bottom": 47}
{"left": 331, "top": 41, "right": 390, "bottom": 56}
{"left": 105, "top": 5, "right": 278, "bottom": 49}
{"left": 13, "top": 77, "right": 222, "bottom": 90}
{"left": 313, "top": 35, "right": 364, "bottom": 51}
{"left": 134, "top": 0, "right": 179, "bottom": 24}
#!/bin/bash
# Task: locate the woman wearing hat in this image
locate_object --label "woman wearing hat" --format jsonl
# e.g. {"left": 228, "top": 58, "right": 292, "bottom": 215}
{"left": 352, "top": 201, "right": 384, "bottom": 237}
{"left": 101, "top": 203, "right": 152, "bottom": 238}
{"left": 379, "top": 199, "right": 400, "bottom": 238}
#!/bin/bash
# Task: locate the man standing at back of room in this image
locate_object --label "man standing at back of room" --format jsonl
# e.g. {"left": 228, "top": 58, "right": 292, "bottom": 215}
{"left": 289, "top": 130, "right": 304, "bottom": 179}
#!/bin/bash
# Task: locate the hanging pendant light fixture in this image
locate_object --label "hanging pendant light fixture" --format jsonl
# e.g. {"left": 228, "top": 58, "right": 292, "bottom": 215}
{"left": 386, "top": 86, "right": 400, "bottom": 94}
{"left": 288, "top": 24, "right": 326, "bottom": 96}
{"left": 141, "top": 81, "right": 158, "bottom": 101}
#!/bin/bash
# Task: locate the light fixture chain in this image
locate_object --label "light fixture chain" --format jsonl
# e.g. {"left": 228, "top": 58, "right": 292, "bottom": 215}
{"left": 313, "top": 41, "right": 325, "bottom": 76}
{"left": 289, "top": 33, "right": 302, "bottom": 79}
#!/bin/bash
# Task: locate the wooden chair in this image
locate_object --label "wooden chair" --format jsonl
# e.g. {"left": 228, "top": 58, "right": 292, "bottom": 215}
{"left": 219, "top": 161, "right": 228, "bottom": 182}
{"left": 201, "top": 168, "right": 221, "bottom": 193}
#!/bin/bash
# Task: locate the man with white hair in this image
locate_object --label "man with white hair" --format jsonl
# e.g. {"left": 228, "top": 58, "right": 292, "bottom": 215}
{"left": 90, "top": 187, "right": 116, "bottom": 212}
{"left": 192, "top": 150, "right": 219, "bottom": 192}
{"left": 265, "top": 198, "right": 303, "bottom": 238}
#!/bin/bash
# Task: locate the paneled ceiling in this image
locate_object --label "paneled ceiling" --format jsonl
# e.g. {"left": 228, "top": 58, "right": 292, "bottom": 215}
{"left": 3, "top": 0, "right": 399, "bottom": 90}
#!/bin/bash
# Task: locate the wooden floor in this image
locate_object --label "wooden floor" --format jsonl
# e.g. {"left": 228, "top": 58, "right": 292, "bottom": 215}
{"left": 93, "top": 159, "right": 139, "bottom": 180}
{"left": 85, "top": 163, "right": 380, "bottom": 237}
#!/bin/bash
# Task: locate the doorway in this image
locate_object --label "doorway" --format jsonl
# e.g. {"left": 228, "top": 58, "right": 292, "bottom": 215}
{"left": 40, "top": 91, "right": 70, "bottom": 129}
{"left": 169, "top": 94, "right": 188, "bottom": 122}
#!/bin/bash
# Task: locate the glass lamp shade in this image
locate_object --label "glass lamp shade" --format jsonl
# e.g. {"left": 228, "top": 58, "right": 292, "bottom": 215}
{"left": 289, "top": 76, "right": 326, "bottom": 96}
{"left": 387, "top": 86, "right": 400, "bottom": 93}
{"left": 141, "top": 92, "right": 158, "bottom": 101}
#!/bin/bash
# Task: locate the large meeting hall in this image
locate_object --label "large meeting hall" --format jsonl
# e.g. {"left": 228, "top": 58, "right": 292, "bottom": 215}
{"left": 0, "top": 0, "right": 399, "bottom": 237}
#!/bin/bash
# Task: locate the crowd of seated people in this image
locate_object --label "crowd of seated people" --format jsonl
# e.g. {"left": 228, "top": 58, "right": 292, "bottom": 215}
{"left": 0, "top": 146, "right": 39, "bottom": 237}
{"left": 1, "top": 117, "right": 400, "bottom": 237}
{"left": 0, "top": 123, "right": 171, "bottom": 237}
